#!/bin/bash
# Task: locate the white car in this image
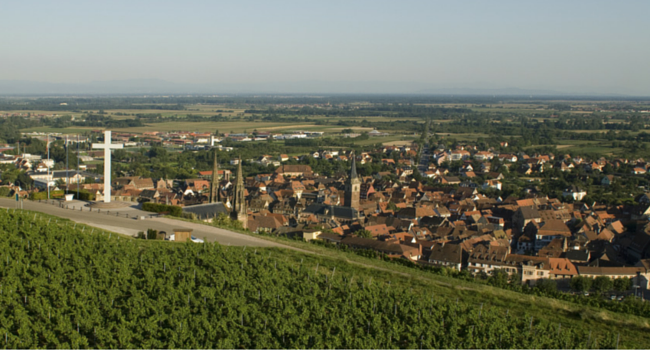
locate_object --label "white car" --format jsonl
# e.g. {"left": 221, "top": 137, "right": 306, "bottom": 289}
{"left": 167, "top": 234, "right": 204, "bottom": 243}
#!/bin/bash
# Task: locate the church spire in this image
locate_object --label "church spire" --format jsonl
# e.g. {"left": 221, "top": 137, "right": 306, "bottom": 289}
{"left": 210, "top": 149, "right": 220, "bottom": 203}
{"left": 231, "top": 156, "right": 247, "bottom": 228}
{"left": 350, "top": 151, "right": 358, "bottom": 180}
{"left": 345, "top": 151, "right": 361, "bottom": 210}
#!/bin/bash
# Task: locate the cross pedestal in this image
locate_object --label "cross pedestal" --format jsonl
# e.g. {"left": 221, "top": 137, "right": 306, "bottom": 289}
{"left": 92, "top": 130, "right": 123, "bottom": 203}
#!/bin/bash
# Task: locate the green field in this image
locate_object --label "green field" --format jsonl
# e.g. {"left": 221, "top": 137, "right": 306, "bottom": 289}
{"left": 433, "top": 132, "right": 492, "bottom": 141}
{"left": 552, "top": 140, "right": 627, "bottom": 156}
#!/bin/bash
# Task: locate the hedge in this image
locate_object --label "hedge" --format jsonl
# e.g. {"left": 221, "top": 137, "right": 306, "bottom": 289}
{"left": 76, "top": 190, "right": 96, "bottom": 201}
{"left": 30, "top": 190, "right": 64, "bottom": 200}
{"left": 141, "top": 202, "right": 183, "bottom": 217}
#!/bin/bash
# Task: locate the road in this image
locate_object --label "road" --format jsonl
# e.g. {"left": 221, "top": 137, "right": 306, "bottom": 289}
{"left": 418, "top": 142, "right": 430, "bottom": 173}
{"left": 0, "top": 198, "right": 293, "bottom": 248}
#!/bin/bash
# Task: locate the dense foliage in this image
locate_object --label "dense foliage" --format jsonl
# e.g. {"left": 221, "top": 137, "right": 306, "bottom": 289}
{"left": 0, "top": 210, "right": 629, "bottom": 348}
{"left": 141, "top": 202, "right": 183, "bottom": 217}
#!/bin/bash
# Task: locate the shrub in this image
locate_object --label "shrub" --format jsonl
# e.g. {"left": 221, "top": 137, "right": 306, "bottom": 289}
{"left": 593, "top": 276, "right": 613, "bottom": 294}
{"left": 76, "top": 190, "right": 96, "bottom": 201}
{"left": 570, "top": 276, "right": 593, "bottom": 292}
{"left": 613, "top": 277, "right": 632, "bottom": 292}
{"left": 0, "top": 187, "right": 11, "bottom": 197}
{"left": 30, "top": 190, "right": 64, "bottom": 200}
{"left": 535, "top": 279, "right": 558, "bottom": 294}
{"left": 141, "top": 202, "right": 183, "bottom": 217}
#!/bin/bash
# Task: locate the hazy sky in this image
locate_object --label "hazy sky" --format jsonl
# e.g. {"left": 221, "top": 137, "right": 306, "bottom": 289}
{"left": 2, "top": 0, "right": 649, "bottom": 94}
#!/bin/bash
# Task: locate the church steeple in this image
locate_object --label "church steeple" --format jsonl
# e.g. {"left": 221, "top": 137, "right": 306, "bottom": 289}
{"left": 345, "top": 151, "right": 361, "bottom": 210}
{"left": 350, "top": 153, "right": 358, "bottom": 179}
{"left": 231, "top": 156, "right": 248, "bottom": 228}
{"left": 210, "top": 149, "right": 220, "bottom": 203}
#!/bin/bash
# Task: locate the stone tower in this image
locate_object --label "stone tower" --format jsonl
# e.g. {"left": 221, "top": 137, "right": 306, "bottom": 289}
{"left": 231, "top": 157, "right": 248, "bottom": 228}
{"left": 210, "top": 149, "right": 220, "bottom": 203}
{"left": 345, "top": 152, "right": 361, "bottom": 210}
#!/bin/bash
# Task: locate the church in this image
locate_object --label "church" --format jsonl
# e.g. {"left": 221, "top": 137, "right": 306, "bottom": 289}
{"left": 300, "top": 154, "right": 362, "bottom": 224}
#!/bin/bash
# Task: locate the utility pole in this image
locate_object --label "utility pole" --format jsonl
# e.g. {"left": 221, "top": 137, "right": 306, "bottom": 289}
{"left": 77, "top": 134, "right": 80, "bottom": 200}
{"left": 65, "top": 135, "right": 69, "bottom": 194}
{"left": 47, "top": 134, "right": 50, "bottom": 200}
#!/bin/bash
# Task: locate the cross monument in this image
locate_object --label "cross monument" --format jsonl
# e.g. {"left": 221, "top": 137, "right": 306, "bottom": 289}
{"left": 92, "top": 130, "right": 123, "bottom": 203}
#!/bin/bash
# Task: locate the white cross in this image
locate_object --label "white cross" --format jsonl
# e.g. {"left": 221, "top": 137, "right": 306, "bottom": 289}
{"left": 92, "top": 130, "right": 123, "bottom": 203}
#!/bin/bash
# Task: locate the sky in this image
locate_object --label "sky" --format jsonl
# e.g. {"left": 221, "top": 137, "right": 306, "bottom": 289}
{"left": 1, "top": 0, "right": 649, "bottom": 95}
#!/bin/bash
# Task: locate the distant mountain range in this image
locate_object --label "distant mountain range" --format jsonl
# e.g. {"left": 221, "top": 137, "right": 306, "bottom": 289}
{"left": 0, "top": 79, "right": 640, "bottom": 97}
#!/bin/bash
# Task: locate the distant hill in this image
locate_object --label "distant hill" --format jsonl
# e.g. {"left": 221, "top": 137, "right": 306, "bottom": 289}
{"left": 0, "top": 79, "right": 636, "bottom": 96}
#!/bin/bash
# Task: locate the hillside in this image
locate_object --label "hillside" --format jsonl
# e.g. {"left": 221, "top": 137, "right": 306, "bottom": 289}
{"left": 0, "top": 209, "right": 646, "bottom": 348}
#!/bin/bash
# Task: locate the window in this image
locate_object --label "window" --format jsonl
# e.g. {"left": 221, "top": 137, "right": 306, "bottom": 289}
{"left": 537, "top": 271, "right": 543, "bottom": 276}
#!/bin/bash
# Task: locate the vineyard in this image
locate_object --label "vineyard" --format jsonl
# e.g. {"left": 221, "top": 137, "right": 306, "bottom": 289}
{"left": 0, "top": 209, "right": 643, "bottom": 348}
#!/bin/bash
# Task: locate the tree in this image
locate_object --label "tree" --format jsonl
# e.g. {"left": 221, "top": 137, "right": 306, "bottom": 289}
{"left": 593, "top": 276, "right": 613, "bottom": 294}
{"left": 535, "top": 279, "right": 557, "bottom": 294}
{"left": 487, "top": 269, "right": 509, "bottom": 288}
{"left": 570, "top": 276, "right": 593, "bottom": 292}
{"left": 0, "top": 187, "right": 11, "bottom": 197}
{"left": 613, "top": 277, "right": 632, "bottom": 292}
{"left": 354, "top": 229, "right": 373, "bottom": 239}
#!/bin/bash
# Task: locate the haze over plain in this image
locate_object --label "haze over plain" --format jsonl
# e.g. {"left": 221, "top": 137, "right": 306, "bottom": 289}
{"left": 1, "top": 0, "right": 648, "bottom": 95}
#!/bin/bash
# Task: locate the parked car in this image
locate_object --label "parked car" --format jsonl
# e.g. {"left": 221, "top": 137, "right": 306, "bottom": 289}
{"left": 168, "top": 234, "right": 204, "bottom": 243}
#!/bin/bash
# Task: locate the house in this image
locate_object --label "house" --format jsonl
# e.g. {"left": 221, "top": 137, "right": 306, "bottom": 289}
{"left": 182, "top": 202, "right": 229, "bottom": 222}
{"left": 562, "top": 185, "right": 587, "bottom": 201}
{"left": 341, "top": 236, "right": 420, "bottom": 260}
{"left": 578, "top": 266, "right": 650, "bottom": 289}
{"left": 438, "top": 176, "right": 461, "bottom": 185}
{"left": 534, "top": 220, "right": 572, "bottom": 251}
{"left": 513, "top": 206, "right": 541, "bottom": 231}
{"left": 363, "top": 224, "right": 392, "bottom": 237}
{"left": 248, "top": 212, "right": 287, "bottom": 233}
{"left": 467, "top": 244, "right": 510, "bottom": 275}
{"left": 274, "top": 165, "right": 314, "bottom": 177}
{"left": 450, "top": 150, "right": 471, "bottom": 161}
{"left": 482, "top": 180, "right": 502, "bottom": 191}
{"left": 425, "top": 242, "right": 465, "bottom": 270}
{"left": 198, "top": 169, "right": 232, "bottom": 181}
{"left": 557, "top": 161, "right": 574, "bottom": 172}
{"left": 546, "top": 258, "right": 578, "bottom": 280}
{"left": 601, "top": 175, "right": 615, "bottom": 186}
{"left": 497, "top": 154, "right": 518, "bottom": 162}
{"left": 474, "top": 151, "right": 494, "bottom": 161}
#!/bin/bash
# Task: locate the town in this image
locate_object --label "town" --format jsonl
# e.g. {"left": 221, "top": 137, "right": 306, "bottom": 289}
{"left": 3, "top": 122, "right": 650, "bottom": 297}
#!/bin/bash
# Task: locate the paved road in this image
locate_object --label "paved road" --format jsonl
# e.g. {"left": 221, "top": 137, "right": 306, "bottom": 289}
{"left": 0, "top": 198, "right": 292, "bottom": 248}
{"left": 418, "top": 143, "right": 430, "bottom": 173}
